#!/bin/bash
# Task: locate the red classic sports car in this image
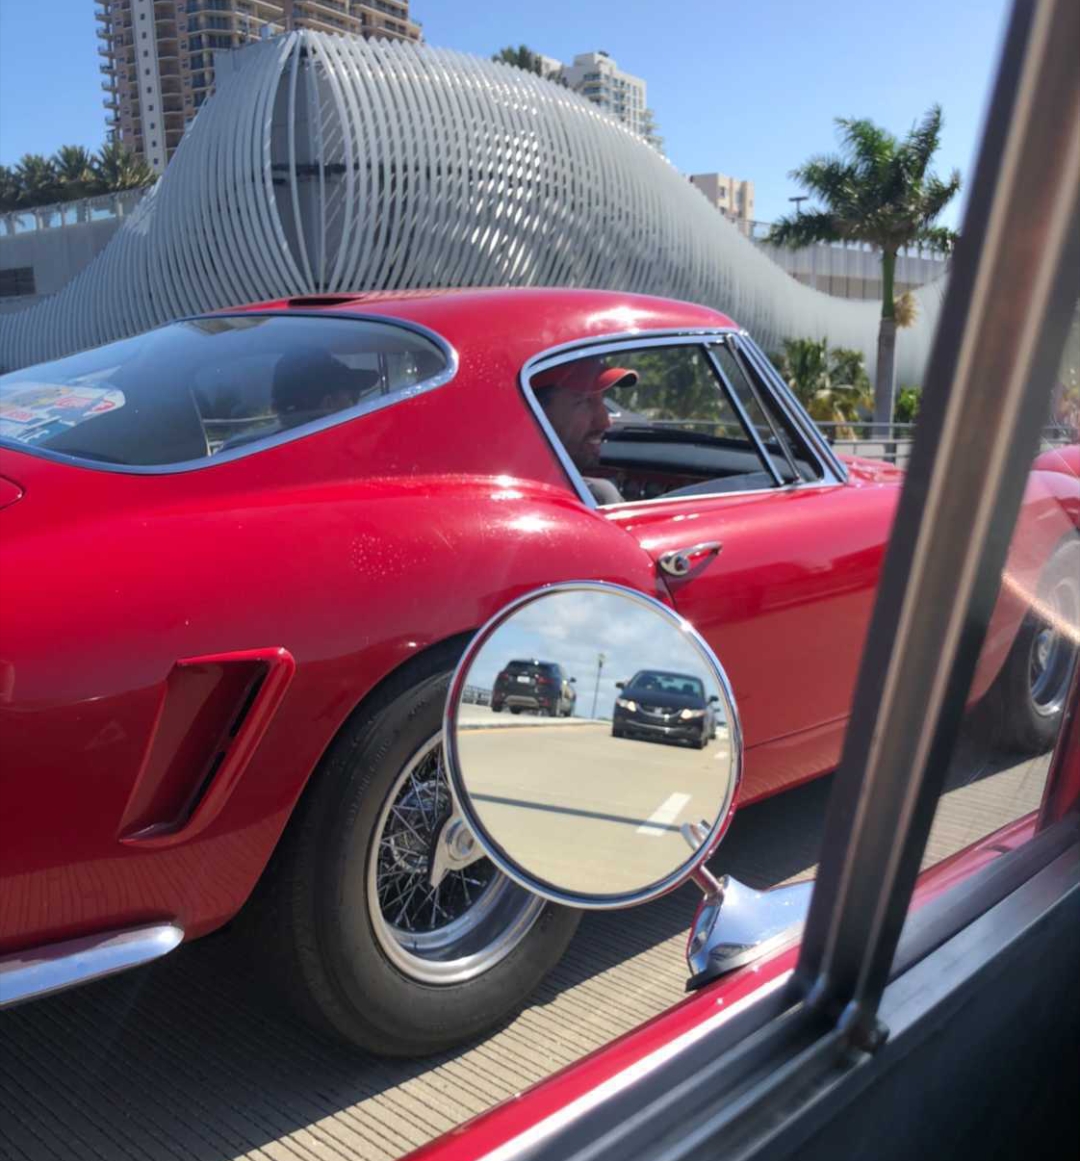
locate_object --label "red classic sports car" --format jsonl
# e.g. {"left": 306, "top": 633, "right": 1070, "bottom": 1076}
{"left": 0, "top": 288, "right": 1076, "bottom": 1054}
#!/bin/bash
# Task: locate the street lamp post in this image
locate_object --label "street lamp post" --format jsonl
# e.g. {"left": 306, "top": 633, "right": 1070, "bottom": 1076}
{"left": 591, "top": 652, "right": 606, "bottom": 720}
{"left": 789, "top": 194, "right": 808, "bottom": 215}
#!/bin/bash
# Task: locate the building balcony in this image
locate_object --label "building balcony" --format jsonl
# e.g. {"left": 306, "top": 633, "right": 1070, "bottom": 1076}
{"left": 298, "top": 0, "right": 350, "bottom": 12}
{"left": 97, "top": 44, "right": 113, "bottom": 57}
{"left": 102, "top": 96, "right": 120, "bottom": 110}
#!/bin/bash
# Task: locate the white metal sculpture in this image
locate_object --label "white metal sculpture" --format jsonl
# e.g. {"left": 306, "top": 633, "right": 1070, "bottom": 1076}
{"left": 0, "top": 32, "right": 944, "bottom": 378}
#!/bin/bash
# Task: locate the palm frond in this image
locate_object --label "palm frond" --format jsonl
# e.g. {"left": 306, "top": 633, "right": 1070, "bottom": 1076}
{"left": 921, "top": 170, "right": 962, "bottom": 222}
{"left": 836, "top": 117, "right": 893, "bottom": 169}
{"left": 904, "top": 104, "right": 944, "bottom": 180}
{"left": 767, "top": 211, "right": 842, "bottom": 249}
{"left": 912, "top": 224, "right": 957, "bottom": 254}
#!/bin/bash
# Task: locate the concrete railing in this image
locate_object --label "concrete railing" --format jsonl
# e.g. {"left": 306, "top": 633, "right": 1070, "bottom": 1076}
{"left": 0, "top": 188, "right": 150, "bottom": 237}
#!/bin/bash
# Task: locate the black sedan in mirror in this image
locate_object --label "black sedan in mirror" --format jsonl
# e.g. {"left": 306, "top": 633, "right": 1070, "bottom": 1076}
{"left": 612, "top": 670, "right": 719, "bottom": 748}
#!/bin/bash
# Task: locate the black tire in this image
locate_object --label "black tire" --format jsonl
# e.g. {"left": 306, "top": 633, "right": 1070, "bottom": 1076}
{"left": 491, "top": 704, "right": 503, "bottom": 713}
{"left": 510, "top": 706, "right": 522, "bottom": 715}
{"left": 249, "top": 646, "right": 580, "bottom": 1056}
{"left": 991, "top": 536, "right": 1079, "bottom": 754}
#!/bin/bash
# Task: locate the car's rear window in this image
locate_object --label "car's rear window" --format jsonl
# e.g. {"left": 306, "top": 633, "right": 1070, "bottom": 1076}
{"left": 0, "top": 314, "right": 449, "bottom": 469}
{"left": 504, "top": 661, "right": 557, "bottom": 676}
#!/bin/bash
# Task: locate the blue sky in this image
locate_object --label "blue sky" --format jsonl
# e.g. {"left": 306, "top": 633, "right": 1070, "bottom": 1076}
{"left": 0, "top": 0, "right": 1010, "bottom": 227}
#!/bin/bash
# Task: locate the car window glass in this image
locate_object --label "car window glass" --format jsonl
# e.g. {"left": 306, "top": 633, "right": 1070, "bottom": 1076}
{"left": 531, "top": 343, "right": 778, "bottom": 505}
{"left": 903, "top": 301, "right": 1079, "bottom": 888}
{"left": 629, "top": 672, "right": 705, "bottom": 699}
{"left": 0, "top": 315, "right": 448, "bottom": 468}
{"left": 711, "top": 341, "right": 821, "bottom": 483}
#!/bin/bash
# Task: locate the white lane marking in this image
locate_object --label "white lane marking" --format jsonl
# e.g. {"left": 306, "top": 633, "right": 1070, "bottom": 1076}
{"left": 637, "top": 792, "right": 692, "bottom": 836}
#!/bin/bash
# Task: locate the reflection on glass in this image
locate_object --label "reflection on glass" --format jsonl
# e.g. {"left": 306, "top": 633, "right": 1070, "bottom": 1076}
{"left": 916, "top": 300, "right": 1079, "bottom": 875}
{"left": 452, "top": 588, "right": 739, "bottom": 900}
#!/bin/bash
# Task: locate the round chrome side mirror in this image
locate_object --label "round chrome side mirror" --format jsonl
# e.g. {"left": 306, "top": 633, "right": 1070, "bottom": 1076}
{"left": 444, "top": 583, "right": 742, "bottom": 909}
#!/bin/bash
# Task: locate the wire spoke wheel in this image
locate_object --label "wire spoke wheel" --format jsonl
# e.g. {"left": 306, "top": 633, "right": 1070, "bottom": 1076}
{"left": 367, "top": 734, "right": 545, "bottom": 985}
{"left": 1028, "top": 569, "right": 1080, "bottom": 717}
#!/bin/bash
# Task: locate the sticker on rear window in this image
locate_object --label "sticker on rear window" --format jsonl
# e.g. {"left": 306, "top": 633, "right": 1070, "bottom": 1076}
{"left": 0, "top": 384, "right": 126, "bottom": 442}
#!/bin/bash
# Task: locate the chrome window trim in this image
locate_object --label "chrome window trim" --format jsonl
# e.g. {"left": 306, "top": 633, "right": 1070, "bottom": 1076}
{"left": 703, "top": 343, "right": 787, "bottom": 487}
{"left": 598, "top": 480, "right": 844, "bottom": 515}
{"left": 519, "top": 329, "right": 844, "bottom": 511}
{"left": 735, "top": 332, "right": 851, "bottom": 484}
{"left": 0, "top": 310, "right": 459, "bottom": 477}
{"left": 718, "top": 340, "right": 805, "bottom": 483}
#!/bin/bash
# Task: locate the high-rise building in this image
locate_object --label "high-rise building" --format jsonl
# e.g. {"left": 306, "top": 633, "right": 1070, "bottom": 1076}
{"left": 558, "top": 51, "right": 662, "bottom": 152}
{"left": 96, "top": 1, "right": 422, "bottom": 175}
{"left": 689, "top": 172, "right": 755, "bottom": 233}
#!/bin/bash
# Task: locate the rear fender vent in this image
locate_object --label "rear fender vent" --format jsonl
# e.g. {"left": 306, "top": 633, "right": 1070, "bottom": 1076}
{"left": 287, "top": 295, "right": 361, "bottom": 308}
{"left": 119, "top": 647, "right": 295, "bottom": 846}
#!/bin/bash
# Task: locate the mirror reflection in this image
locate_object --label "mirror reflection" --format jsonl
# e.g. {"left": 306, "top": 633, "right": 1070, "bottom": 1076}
{"left": 450, "top": 586, "right": 740, "bottom": 902}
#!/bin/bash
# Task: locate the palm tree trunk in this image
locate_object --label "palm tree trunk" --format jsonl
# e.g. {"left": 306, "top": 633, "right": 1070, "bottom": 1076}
{"left": 873, "top": 249, "right": 898, "bottom": 431}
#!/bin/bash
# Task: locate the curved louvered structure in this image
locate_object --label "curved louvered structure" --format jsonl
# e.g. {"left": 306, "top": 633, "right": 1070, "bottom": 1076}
{"left": 0, "top": 32, "right": 944, "bottom": 376}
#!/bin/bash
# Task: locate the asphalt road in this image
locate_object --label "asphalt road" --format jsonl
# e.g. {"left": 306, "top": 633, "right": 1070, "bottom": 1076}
{"left": 458, "top": 717, "right": 732, "bottom": 895}
{"left": 0, "top": 734, "right": 1053, "bottom": 1161}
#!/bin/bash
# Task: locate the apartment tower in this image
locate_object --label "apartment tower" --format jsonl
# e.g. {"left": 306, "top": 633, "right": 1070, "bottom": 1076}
{"left": 559, "top": 51, "right": 663, "bottom": 152}
{"left": 689, "top": 172, "right": 756, "bottom": 234}
{"left": 96, "top": 1, "right": 422, "bottom": 174}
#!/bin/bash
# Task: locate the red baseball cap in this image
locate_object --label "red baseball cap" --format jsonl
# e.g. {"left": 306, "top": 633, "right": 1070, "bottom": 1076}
{"left": 532, "top": 357, "right": 639, "bottom": 395}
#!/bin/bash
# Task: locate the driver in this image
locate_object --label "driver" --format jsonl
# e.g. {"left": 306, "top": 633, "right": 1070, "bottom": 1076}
{"left": 531, "top": 358, "right": 638, "bottom": 504}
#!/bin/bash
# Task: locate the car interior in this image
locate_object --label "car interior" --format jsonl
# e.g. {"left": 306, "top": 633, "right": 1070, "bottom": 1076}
{"left": 536, "top": 339, "right": 825, "bottom": 504}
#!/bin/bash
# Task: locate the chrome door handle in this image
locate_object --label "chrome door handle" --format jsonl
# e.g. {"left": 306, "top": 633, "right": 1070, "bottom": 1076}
{"left": 658, "top": 541, "right": 723, "bottom": 577}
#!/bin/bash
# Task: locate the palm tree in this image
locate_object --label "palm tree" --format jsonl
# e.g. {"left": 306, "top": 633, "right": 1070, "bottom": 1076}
{"left": 492, "top": 45, "right": 565, "bottom": 84}
{"left": 93, "top": 140, "right": 155, "bottom": 194}
{"left": 0, "top": 165, "right": 19, "bottom": 235}
{"left": 492, "top": 45, "right": 545, "bottom": 74}
{"left": 53, "top": 145, "right": 101, "bottom": 221}
{"left": 768, "top": 106, "right": 961, "bottom": 428}
{"left": 773, "top": 338, "right": 874, "bottom": 438}
{"left": 14, "top": 154, "right": 61, "bottom": 227}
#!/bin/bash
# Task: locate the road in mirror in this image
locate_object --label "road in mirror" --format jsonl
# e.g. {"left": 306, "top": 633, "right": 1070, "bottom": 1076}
{"left": 451, "top": 587, "right": 739, "bottom": 900}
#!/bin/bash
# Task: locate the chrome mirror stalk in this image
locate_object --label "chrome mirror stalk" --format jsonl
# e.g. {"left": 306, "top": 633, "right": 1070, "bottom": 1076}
{"left": 685, "top": 876, "right": 813, "bottom": 990}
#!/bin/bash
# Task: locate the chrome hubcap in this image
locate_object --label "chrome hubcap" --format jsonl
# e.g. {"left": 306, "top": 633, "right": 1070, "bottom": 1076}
{"left": 367, "top": 735, "right": 545, "bottom": 985}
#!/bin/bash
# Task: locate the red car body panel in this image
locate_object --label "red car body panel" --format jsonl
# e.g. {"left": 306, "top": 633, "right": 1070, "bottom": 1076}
{"left": 616, "top": 466, "right": 898, "bottom": 800}
{"left": 0, "top": 288, "right": 1075, "bottom": 958}
{"left": 402, "top": 811, "right": 1048, "bottom": 1161}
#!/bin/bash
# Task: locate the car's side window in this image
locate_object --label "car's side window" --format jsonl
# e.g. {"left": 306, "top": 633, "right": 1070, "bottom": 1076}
{"left": 529, "top": 341, "right": 785, "bottom": 505}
